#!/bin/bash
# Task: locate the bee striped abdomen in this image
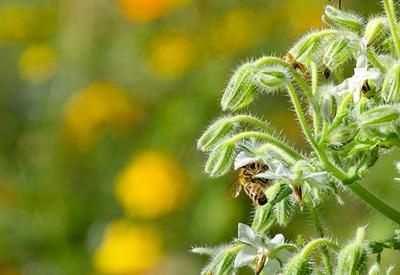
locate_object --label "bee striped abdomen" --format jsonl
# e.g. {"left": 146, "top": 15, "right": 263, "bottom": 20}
{"left": 244, "top": 181, "right": 268, "bottom": 206}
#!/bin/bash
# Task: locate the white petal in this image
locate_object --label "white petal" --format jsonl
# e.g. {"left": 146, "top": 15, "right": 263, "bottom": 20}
{"left": 367, "top": 68, "right": 382, "bottom": 81}
{"left": 353, "top": 90, "right": 361, "bottom": 103}
{"left": 262, "top": 258, "right": 280, "bottom": 274}
{"left": 356, "top": 55, "right": 368, "bottom": 69}
{"left": 361, "top": 37, "right": 367, "bottom": 52}
{"left": 255, "top": 171, "right": 279, "bottom": 180}
{"left": 275, "top": 249, "right": 293, "bottom": 263}
{"left": 238, "top": 223, "right": 260, "bottom": 246}
{"left": 234, "top": 247, "right": 257, "bottom": 268}
{"left": 270, "top": 234, "right": 285, "bottom": 246}
{"left": 332, "top": 79, "right": 350, "bottom": 94}
{"left": 234, "top": 151, "right": 259, "bottom": 170}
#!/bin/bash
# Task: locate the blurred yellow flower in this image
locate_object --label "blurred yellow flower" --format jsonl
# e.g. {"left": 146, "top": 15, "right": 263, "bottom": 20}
{"left": 210, "top": 8, "right": 266, "bottom": 56}
{"left": 94, "top": 221, "right": 163, "bottom": 274}
{"left": 0, "top": 5, "right": 30, "bottom": 41}
{"left": 281, "top": 0, "right": 324, "bottom": 37}
{"left": 118, "top": 0, "right": 189, "bottom": 23}
{"left": 18, "top": 44, "right": 57, "bottom": 84}
{"left": 148, "top": 32, "right": 197, "bottom": 79}
{"left": 63, "top": 82, "right": 140, "bottom": 148}
{"left": 115, "top": 151, "right": 188, "bottom": 218}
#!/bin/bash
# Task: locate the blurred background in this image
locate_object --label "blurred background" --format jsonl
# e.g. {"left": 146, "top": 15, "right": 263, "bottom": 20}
{"left": 0, "top": 0, "right": 398, "bottom": 274}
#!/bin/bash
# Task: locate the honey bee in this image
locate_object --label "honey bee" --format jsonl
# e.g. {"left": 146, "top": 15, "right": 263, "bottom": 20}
{"left": 228, "top": 163, "right": 272, "bottom": 206}
{"left": 283, "top": 53, "right": 309, "bottom": 79}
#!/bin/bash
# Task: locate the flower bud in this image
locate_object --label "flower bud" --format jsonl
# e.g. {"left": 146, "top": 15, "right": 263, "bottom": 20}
{"left": 323, "top": 37, "right": 351, "bottom": 69}
{"left": 282, "top": 254, "right": 311, "bottom": 275}
{"left": 197, "top": 118, "right": 235, "bottom": 151}
{"left": 323, "top": 5, "right": 363, "bottom": 32}
{"left": 336, "top": 227, "right": 369, "bottom": 275}
{"left": 359, "top": 105, "right": 400, "bottom": 126}
{"left": 326, "top": 126, "right": 357, "bottom": 150}
{"left": 289, "top": 30, "right": 335, "bottom": 64}
{"left": 364, "top": 17, "right": 388, "bottom": 45}
{"left": 381, "top": 63, "right": 400, "bottom": 103}
{"left": 253, "top": 67, "right": 288, "bottom": 89}
{"left": 320, "top": 93, "right": 337, "bottom": 123}
{"left": 221, "top": 63, "right": 258, "bottom": 111}
{"left": 204, "top": 141, "right": 235, "bottom": 177}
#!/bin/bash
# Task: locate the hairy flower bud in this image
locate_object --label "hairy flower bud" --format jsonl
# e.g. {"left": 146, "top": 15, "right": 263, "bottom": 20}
{"left": 323, "top": 37, "right": 351, "bottom": 69}
{"left": 197, "top": 118, "right": 235, "bottom": 151}
{"left": 253, "top": 67, "right": 288, "bottom": 89}
{"left": 289, "top": 30, "right": 335, "bottom": 65}
{"left": 364, "top": 17, "right": 388, "bottom": 45}
{"left": 282, "top": 254, "right": 311, "bottom": 275}
{"left": 320, "top": 93, "right": 337, "bottom": 123}
{"left": 323, "top": 5, "right": 363, "bottom": 32}
{"left": 326, "top": 126, "right": 357, "bottom": 149}
{"left": 204, "top": 141, "right": 235, "bottom": 177}
{"left": 221, "top": 63, "right": 258, "bottom": 111}
{"left": 382, "top": 63, "right": 400, "bottom": 103}
{"left": 359, "top": 105, "right": 400, "bottom": 126}
{"left": 336, "top": 227, "right": 369, "bottom": 275}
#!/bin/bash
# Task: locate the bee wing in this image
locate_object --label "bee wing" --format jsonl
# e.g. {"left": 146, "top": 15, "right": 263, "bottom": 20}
{"left": 225, "top": 179, "right": 242, "bottom": 199}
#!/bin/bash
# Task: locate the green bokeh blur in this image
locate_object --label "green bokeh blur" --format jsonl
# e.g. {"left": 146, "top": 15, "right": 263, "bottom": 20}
{"left": 0, "top": 0, "right": 398, "bottom": 274}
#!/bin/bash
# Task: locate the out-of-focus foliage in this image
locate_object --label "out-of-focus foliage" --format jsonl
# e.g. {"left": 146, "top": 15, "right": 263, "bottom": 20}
{"left": 0, "top": 0, "right": 394, "bottom": 274}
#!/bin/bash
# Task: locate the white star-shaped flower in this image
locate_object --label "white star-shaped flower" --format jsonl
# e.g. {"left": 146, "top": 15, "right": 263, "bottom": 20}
{"left": 332, "top": 38, "right": 381, "bottom": 103}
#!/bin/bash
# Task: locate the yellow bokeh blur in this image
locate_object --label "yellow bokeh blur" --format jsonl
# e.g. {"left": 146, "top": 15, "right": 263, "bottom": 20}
{"left": 282, "top": 0, "right": 324, "bottom": 37}
{"left": 63, "top": 82, "right": 140, "bottom": 148}
{"left": 210, "top": 8, "right": 265, "bottom": 55}
{"left": 18, "top": 44, "right": 57, "bottom": 84}
{"left": 94, "top": 220, "right": 163, "bottom": 274}
{"left": 0, "top": 5, "right": 30, "bottom": 41}
{"left": 118, "top": 0, "right": 189, "bottom": 23}
{"left": 148, "top": 32, "right": 197, "bottom": 79}
{"left": 114, "top": 151, "right": 187, "bottom": 218}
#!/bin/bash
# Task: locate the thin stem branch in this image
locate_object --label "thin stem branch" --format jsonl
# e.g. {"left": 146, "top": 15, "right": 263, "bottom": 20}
{"left": 308, "top": 205, "right": 333, "bottom": 275}
{"left": 253, "top": 56, "right": 313, "bottom": 101}
{"left": 383, "top": 0, "right": 400, "bottom": 57}
{"left": 227, "top": 131, "right": 301, "bottom": 161}
{"left": 348, "top": 183, "right": 400, "bottom": 224}
{"left": 286, "top": 82, "right": 349, "bottom": 181}
{"left": 311, "top": 62, "right": 320, "bottom": 136}
{"left": 301, "top": 239, "right": 339, "bottom": 258}
{"left": 231, "top": 115, "right": 274, "bottom": 134}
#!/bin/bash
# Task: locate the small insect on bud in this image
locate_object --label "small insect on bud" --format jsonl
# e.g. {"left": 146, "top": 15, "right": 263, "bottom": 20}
{"left": 221, "top": 63, "right": 258, "bottom": 111}
{"left": 323, "top": 5, "right": 364, "bottom": 32}
{"left": 364, "top": 17, "right": 388, "bottom": 46}
{"left": 197, "top": 118, "right": 235, "bottom": 151}
{"left": 359, "top": 105, "right": 400, "bottom": 126}
{"left": 382, "top": 63, "right": 400, "bottom": 103}
{"left": 320, "top": 93, "right": 337, "bottom": 123}
{"left": 323, "top": 37, "right": 351, "bottom": 70}
{"left": 204, "top": 142, "right": 235, "bottom": 177}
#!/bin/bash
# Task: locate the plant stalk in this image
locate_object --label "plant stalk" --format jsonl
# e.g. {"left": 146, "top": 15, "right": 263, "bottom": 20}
{"left": 348, "top": 182, "right": 400, "bottom": 224}
{"left": 308, "top": 205, "right": 333, "bottom": 275}
{"left": 383, "top": 0, "right": 400, "bottom": 57}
